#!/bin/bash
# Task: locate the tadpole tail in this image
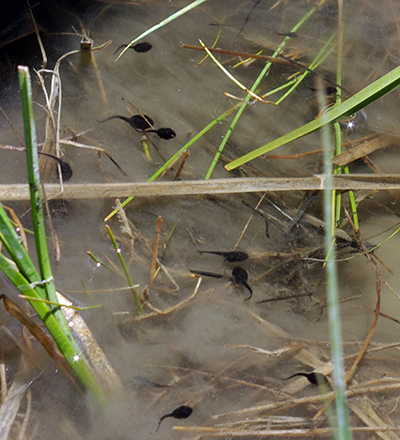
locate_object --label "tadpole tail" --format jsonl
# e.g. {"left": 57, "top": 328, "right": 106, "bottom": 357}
{"left": 113, "top": 44, "right": 129, "bottom": 55}
{"left": 243, "top": 282, "right": 253, "bottom": 301}
{"left": 97, "top": 115, "right": 128, "bottom": 123}
{"left": 153, "top": 420, "right": 161, "bottom": 434}
{"left": 280, "top": 373, "right": 306, "bottom": 381}
{"left": 153, "top": 415, "right": 169, "bottom": 434}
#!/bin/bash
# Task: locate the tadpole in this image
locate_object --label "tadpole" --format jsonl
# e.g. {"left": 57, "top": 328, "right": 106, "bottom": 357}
{"left": 189, "top": 269, "right": 224, "bottom": 279}
{"left": 145, "top": 127, "right": 176, "bottom": 140}
{"left": 38, "top": 152, "right": 73, "bottom": 181}
{"left": 309, "top": 86, "right": 337, "bottom": 95}
{"left": 132, "top": 376, "right": 171, "bottom": 389}
{"left": 113, "top": 42, "right": 153, "bottom": 54}
{"left": 98, "top": 116, "right": 175, "bottom": 139}
{"left": 97, "top": 114, "right": 154, "bottom": 132}
{"left": 282, "top": 372, "right": 328, "bottom": 386}
{"left": 153, "top": 405, "right": 193, "bottom": 433}
{"left": 232, "top": 267, "right": 252, "bottom": 300}
{"left": 199, "top": 250, "right": 249, "bottom": 263}
{"left": 276, "top": 31, "right": 297, "bottom": 38}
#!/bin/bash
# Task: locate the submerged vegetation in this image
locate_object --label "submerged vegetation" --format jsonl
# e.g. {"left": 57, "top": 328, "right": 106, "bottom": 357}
{"left": 1, "top": 1, "right": 400, "bottom": 440}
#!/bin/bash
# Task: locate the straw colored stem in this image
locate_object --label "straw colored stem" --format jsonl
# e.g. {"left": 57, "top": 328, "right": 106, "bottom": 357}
{"left": 149, "top": 216, "right": 162, "bottom": 290}
{"left": 2, "top": 174, "right": 400, "bottom": 201}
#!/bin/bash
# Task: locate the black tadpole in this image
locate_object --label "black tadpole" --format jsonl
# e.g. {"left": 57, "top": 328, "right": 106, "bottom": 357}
{"left": 153, "top": 405, "right": 193, "bottom": 434}
{"left": 98, "top": 116, "right": 175, "bottom": 139}
{"left": 113, "top": 42, "right": 153, "bottom": 54}
{"left": 232, "top": 267, "right": 253, "bottom": 300}
{"left": 38, "top": 152, "right": 73, "bottom": 181}
{"left": 282, "top": 372, "right": 328, "bottom": 386}
{"left": 189, "top": 269, "right": 224, "bottom": 279}
{"left": 146, "top": 127, "right": 176, "bottom": 140}
{"left": 309, "top": 86, "right": 337, "bottom": 95}
{"left": 199, "top": 250, "right": 249, "bottom": 263}
{"left": 276, "top": 31, "right": 297, "bottom": 38}
{"left": 97, "top": 114, "right": 154, "bottom": 132}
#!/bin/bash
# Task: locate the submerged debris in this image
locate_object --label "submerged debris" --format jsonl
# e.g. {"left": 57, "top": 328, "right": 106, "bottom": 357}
{"left": 200, "top": 250, "right": 249, "bottom": 262}
{"left": 154, "top": 405, "right": 193, "bottom": 433}
{"left": 232, "top": 267, "right": 252, "bottom": 300}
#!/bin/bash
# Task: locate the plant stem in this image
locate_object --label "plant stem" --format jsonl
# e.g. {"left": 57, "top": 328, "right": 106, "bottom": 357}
{"left": 106, "top": 225, "right": 144, "bottom": 314}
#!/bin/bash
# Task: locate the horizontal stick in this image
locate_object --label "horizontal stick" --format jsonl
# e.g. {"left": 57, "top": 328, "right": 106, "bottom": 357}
{"left": 0, "top": 174, "right": 400, "bottom": 201}
{"left": 1, "top": 174, "right": 399, "bottom": 201}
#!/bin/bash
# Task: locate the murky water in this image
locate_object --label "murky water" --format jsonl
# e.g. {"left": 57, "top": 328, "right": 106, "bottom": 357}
{"left": 1, "top": 1, "right": 400, "bottom": 439}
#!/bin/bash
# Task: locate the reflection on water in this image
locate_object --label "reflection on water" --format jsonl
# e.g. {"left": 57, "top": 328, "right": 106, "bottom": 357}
{"left": 1, "top": 1, "right": 400, "bottom": 439}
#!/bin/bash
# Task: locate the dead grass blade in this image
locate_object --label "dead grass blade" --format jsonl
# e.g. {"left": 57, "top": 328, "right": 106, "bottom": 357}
{"left": 0, "top": 373, "right": 35, "bottom": 440}
{"left": 0, "top": 295, "right": 72, "bottom": 375}
{"left": 332, "top": 134, "right": 397, "bottom": 166}
{"left": 4, "top": 174, "right": 400, "bottom": 201}
{"left": 149, "top": 216, "right": 162, "bottom": 290}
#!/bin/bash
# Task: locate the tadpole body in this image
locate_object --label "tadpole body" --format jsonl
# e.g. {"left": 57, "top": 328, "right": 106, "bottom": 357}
{"left": 98, "top": 114, "right": 154, "bottom": 132}
{"left": 113, "top": 42, "right": 153, "bottom": 54}
{"left": 38, "top": 152, "right": 73, "bottom": 181}
{"left": 232, "top": 267, "right": 253, "bottom": 300}
{"left": 153, "top": 405, "right": 193, "bottom": 433}
{"left": 146, "top": 127, "right": 176, "bottom": 140}
{"left": 283, "top": 372, "right": 328, "bottom": 386}
{"left": 200, "top": 251, "right": 249, "bottom": 263}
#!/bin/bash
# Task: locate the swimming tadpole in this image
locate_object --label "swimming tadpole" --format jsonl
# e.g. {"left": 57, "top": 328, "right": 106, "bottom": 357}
{"left": 189, "top": 269, "right": 224, "bottom": 279}
{"left": 98, "top": 116, "right": 175, "bottom": 139}
{"left": 282, "top": 372, "right": 328, "bottom": 386}
{"left": 232, "top": 267, "right": 253, "bottom": 300}
{"left": 113, "top": 42, "right": 153, "bottom": 54}
{"left": 38, "top": 152, "right": 73, "bottom": 181}
{"left": 145, "top": 127, "right": 176, "bottom": 140}
{"left": 97, "top": 114, "right": 154, "bottom": 132}
{"left": 199, "top": 250, "right": 249, "bottom": 263}
{"left": 153, "top": 405, "right": 193, "bottom": 433}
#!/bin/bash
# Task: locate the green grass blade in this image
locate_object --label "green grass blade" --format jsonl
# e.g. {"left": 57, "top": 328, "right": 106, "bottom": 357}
{"left": 19, "top": 65, "right": 74, "bottom": 345}
{"left": 0, "top": 251, "right": 104, "bottom": 399}
{"left": 205, "top": 6, "right": 316, "bottom": 179}
{"left": 16, "top": 66, "right": 105, "bottom": 399}
{"left": 225, "top": 63, "right": 400, "bottom": 171}
{"left": 18, "top": 66, "right": 66, "bottom": 324}
{"left": 106, "top": 225, "right": 144, "bottom": 314}
{"left": 0, "top": 205, "right": 46, "bottom": 298}
{"left": 321, "top": 129, "right": 353, "bottom": 440}
{"left": 115, "top": 0, "right": 208, "bottom": 61}
{"left": 18, "top": 67, "right": 55, "bottom": 298}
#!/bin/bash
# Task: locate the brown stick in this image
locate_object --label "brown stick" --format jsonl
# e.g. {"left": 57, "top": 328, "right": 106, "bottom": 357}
{"left": 182, "top": 44, "right": 293, "bottom": 65}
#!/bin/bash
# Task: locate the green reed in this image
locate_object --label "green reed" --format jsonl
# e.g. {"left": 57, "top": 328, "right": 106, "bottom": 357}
{"left": 0, "top": 66, "right": 104, "bottom": 400}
